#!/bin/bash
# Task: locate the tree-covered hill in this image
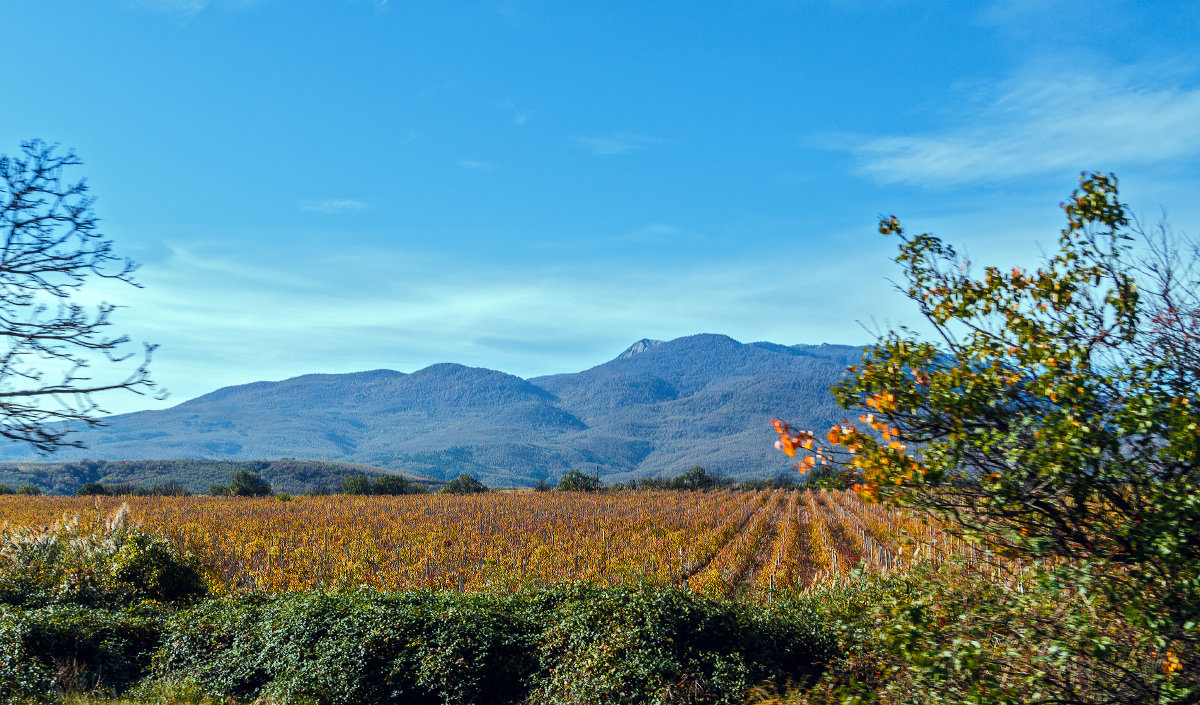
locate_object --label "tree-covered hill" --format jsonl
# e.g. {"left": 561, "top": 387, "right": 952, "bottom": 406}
{"left": 0, "top": 458, "right": 441, "bottom": 496}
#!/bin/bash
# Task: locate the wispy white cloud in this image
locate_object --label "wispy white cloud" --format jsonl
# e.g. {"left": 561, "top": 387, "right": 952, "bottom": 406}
{"left": 574, "top": 132, "right": 672, "bottom": 156}
{"left": 821, "top": 69, "right": 1200, "bottom": 186}
{"left": 495, "top": 100, "right": 529, "bottom": 126}
{"left": 299, "top": 199, "right": 368, "bottom": 214}
{"left": 457, "top": 159, "right": 497, "bottom": 171}
{"left": 128, "top": 0, "right": 360, "bottom": 16}
{"left": 95, "top": 237, "right": 901, "bottom": 413}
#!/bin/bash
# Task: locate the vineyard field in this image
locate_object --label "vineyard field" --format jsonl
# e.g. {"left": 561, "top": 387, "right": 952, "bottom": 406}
{"left": 0, "top": 490, "right": 980, "bottom": 597}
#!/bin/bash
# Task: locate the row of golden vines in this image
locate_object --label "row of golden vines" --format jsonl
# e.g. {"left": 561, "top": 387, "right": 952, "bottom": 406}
{"left": 0, "top": 489, "right": 988, "bottom": 599}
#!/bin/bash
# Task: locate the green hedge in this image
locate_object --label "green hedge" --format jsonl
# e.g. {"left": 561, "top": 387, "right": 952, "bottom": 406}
{"left": 154, "top": 590, "right": 542, "bottom": 705}
{"left": 527, "top": 586, "right": 829, "bottom": 705}
{"left": 0, "top": 585, "right": 835, "bottom": 704}
{"left": 153, "top": 586, "right": 832, "bottom": 705}
{"left": 0, "top": 604, "right": 161, "bottom": 700}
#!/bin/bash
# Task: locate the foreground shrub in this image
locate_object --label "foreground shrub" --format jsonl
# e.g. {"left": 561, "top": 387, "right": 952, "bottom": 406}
{"left": 152, "top": 585, "right": 833, "bottom": 705}
{"left": 0, "top": 504, "right": 206, "bottom": 608}
{"left": 155, "top": 590, "right": 540, "bottom": 705}
{"left": 771, "top": 173, "right": 1200, "bottom": 700}
{"left": 528, "top": 586, "right": 831, "bottom": 705}
{"left": 0, "top": 604, "right": 161, "bottom": 701}
{"left": 0, "top": 509, "right": 203, "bottom": 703}
{"left": 769, "top": 559, "right": 1197, "bottom": 705}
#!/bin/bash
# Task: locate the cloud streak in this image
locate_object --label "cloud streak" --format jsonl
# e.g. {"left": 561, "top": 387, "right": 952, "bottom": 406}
{"left": 457, "top": 159, "right": 497, "bottom": 171}
{"left": 300, "top": 199, "right": 368, "bottom": 214}
{"left": 574, "top": 133, "right": 672, "bottom": 156}
{"left": 495, "top": 100, "right": 529, "bottom": 126}
{"left": 822, "top": 69, "right": 1200, "bottom": 186}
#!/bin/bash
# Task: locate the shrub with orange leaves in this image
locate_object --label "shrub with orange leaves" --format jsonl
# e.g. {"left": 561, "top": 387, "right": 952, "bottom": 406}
{"left": 771, "top": 171, "right": 1200, "bottom": 699}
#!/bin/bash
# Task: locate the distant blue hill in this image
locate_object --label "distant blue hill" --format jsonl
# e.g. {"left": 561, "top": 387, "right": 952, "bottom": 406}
{"left": 0, "top": 334, "right": 864, "bottom": 487}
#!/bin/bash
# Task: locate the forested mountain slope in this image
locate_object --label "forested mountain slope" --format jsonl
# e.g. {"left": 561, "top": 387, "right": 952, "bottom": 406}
{"left": 0, "top": 334, "right": 862, "bottom": 486}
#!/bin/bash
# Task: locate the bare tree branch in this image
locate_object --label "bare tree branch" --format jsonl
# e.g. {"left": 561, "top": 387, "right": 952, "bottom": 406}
{"left": 0, "top": 140, "right": 161, "bottom": 453}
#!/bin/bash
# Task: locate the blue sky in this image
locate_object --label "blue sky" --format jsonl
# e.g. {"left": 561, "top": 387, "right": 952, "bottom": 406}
{"left": 3, "top": 0, "right": 1199, "bottom": 413}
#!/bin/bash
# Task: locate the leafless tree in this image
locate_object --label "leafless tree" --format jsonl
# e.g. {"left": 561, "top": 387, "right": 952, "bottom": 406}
{"left": 0, "top": 140, "right": 160, "bottom": 452}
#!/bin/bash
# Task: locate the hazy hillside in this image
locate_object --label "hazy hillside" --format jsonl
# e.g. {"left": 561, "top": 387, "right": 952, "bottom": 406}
{"left": 0, "top": 458, "right": 441, "bottom": 496}
{"left": 0, "top": 334, "right": 864, "bottom": 487}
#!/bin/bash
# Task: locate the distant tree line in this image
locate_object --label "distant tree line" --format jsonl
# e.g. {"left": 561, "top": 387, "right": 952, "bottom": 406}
{"left": 55, "top": 467, "right": 825, "bottom": 498}
{"left": 76, "top": 481, "right": 190, "bottom": 497}
{"left": 205, "top": 470, "right": 432, "bottom": 497}
{"left": 0, "top": 482, "right": 43, "bottom": 495}
{"left": 1, "top": 458, "right": 438, "bottom": 496}
{"left": 544, "top": 466, "right": 827, "bottom": 493}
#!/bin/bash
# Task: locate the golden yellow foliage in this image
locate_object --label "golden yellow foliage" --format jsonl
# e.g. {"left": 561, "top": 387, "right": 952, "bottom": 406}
{"left": 0, "top": 490, "right": 982, "bottom": 598}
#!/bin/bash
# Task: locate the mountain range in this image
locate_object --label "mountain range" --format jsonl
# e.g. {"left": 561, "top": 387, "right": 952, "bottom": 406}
{"left": 0, "top": 334, "right": 864, "bottom": 487}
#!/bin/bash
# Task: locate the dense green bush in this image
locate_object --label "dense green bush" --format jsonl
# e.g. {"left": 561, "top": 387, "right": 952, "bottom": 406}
{"left": 0, "top": 604, "right": 161, "bottom": 700}
{"left": 439, "top": 473, "right": 488, "bottom": 494}
{"left": 529, "top": 586, "right": 831, "bottom": 705}
{"left": 208, "top": 470, "right": 274, "bottom": 497}
{"left": 340, "top": 472, "right": 427, "bottom": 495}
{"left": 154, "top": 591, "right": 542, "bottom": 705}
{"left": 0, "top": 505, "right": 206, "bottom": 609}
{"left": 340, "top": 473, "right": 372, "bottom": 495}
{"left": 149, "top": 585, "right": 834, "bottom": 705}
{"left": 228, "top": 470, "right": 272, "bottom": 497}
{"left": 771, "top": 559, "right": 1195, "bottom": 705}
{"left": 371, "top": 473, "right": 427, "bottom": 495}
{"left": 727, "top": 473, "right": 801, "bottom": 492}
{"left": 555, "top": 469, "right": 602, "bottom": 492}
{"left": 0, "top": 509, "right": 201, "bottom": 702}
{"left": 10, "top": 562, "right": 1183, "bottom": 705}
{"left": 76, "top": 482, "right": 108, "bottom": 496}
{"left": 633, "top": 467, "right": 737, "bottom": 491}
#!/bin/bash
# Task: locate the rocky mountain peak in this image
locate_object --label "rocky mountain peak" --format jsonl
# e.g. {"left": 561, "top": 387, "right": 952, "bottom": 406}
{"left": 616, "top": 338, "right": 665, "bottom": 359}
